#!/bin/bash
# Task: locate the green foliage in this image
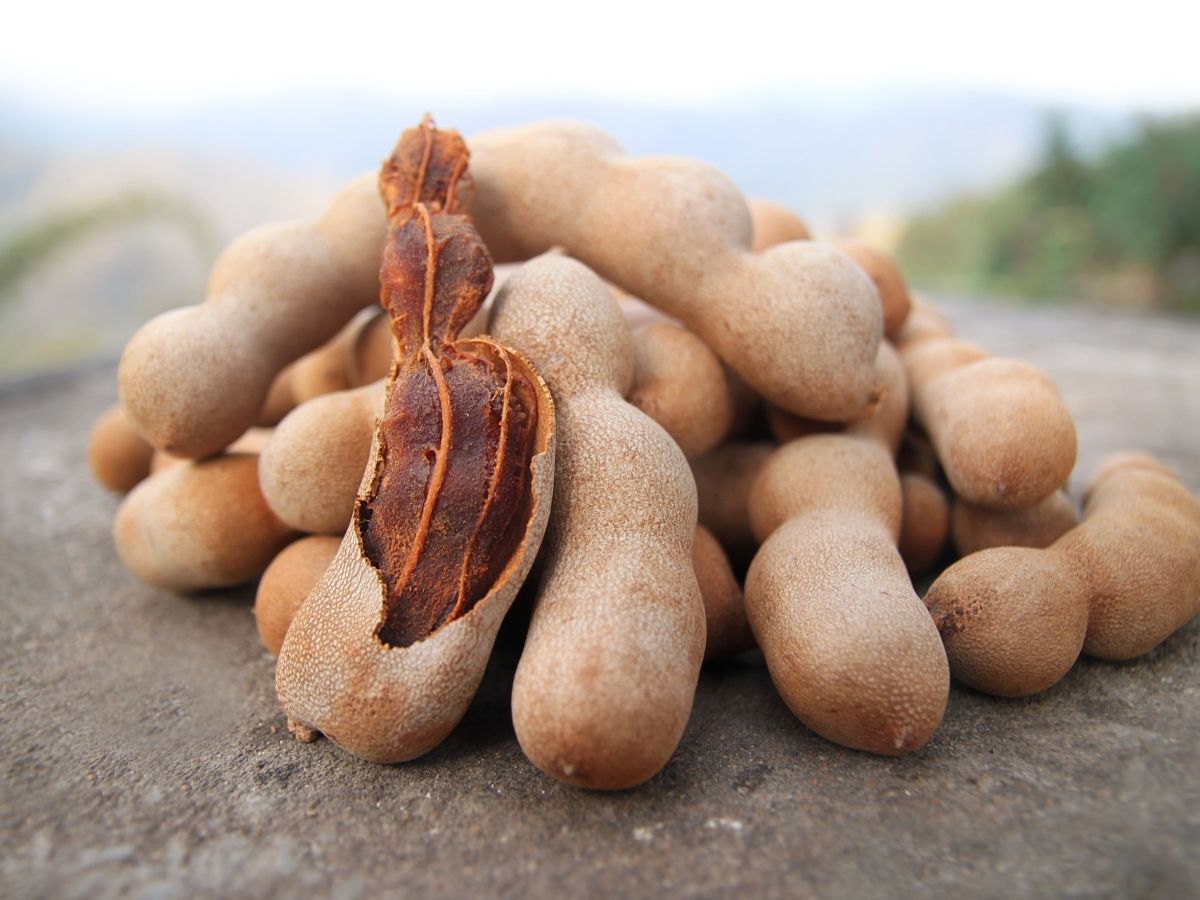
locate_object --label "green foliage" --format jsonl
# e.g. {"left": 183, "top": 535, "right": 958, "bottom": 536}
{"left": 898, "top": 113, "right": 1200, "bottom": 312}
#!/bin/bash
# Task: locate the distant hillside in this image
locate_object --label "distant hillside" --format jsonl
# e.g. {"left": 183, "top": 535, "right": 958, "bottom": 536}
{"left": 0, "top": 89, "right": 1130, "bottom": 379}
{"left": 897, "top": 114, "right": 1200, "bottom": 312}
{"left": 2, "top": 88, "right": 1126, "bottom": 229}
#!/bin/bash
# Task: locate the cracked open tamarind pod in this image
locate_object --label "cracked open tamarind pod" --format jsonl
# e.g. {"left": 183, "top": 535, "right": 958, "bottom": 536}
{"left": 469, "top": 121, "right": 884, "bottom": 423}
{"left": 925, "top": 453, "right": 1200, "bottom": 697}
{"left": 744, "top": 360, "right": 948, "bottom": 755}
{"left": 276, "top": 118, "right": 555, "bottom": 764}
{"left": 490, "top": 253, "right": 705, "bottom": 790}
{"left": 117, "top": 154, "right": 399, "bottom": 457}
{"left": 257, "top": 263, "right": 520, "bottom": 536}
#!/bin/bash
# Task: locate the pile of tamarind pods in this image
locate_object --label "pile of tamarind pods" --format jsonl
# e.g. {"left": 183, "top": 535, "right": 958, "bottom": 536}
{"left": 89, "top": 116, "right": 1200, "bottom": 790}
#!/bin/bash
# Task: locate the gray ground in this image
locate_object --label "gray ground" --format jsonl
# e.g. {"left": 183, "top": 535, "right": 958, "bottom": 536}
{"left": 2, "top": 298, "right": 1198, "bottom": 899}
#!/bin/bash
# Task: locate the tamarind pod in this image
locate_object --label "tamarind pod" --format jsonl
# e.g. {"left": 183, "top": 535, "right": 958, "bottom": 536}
{"left": 88, "top": 404, "right": 154, "bottom": 493}
{"left": 258, "top": 380, "right": 385, "bottom": 535}
{"left": 744, "top": 358, "right": 948, "bottom": 755}
{"left": 277, "top": 118, "right": 556, "bottom": 764}
{"left": 119, "top": 172, "right": 394, "bottom": 457}
{"left": 114, "top": 453, "right": 295, "bottom": 592}
{"left": 695, "top": 525, "right": 754, "bottom": 660}
{"left": 469, "top": 121, "right": 884, "bottom": 423}
{"left": 491, "top": 253, "right": 705, "bottom": 790}
{"left": 924, "top": 453, "right": 1200, "bottom": 697}
{"left": 629, "top": 321, "right": 736, "bottom": 459}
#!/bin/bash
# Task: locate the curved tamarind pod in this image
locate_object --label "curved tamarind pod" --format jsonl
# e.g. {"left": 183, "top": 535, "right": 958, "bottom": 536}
{"left": 836, "top": 241, "right": 912, "bottom": 339}
{"left": 925, "top": 454, "right": 1200, "bottom": 696}
{"left": 469, "top": 121, "right": 883, "bottom": 423}
{"left": 277, "top": 118, "right": 555, "bottom": 765}
{"left": 695, "top": 525, "right": 754, "bottom": 660}
{"left": 88, "top": 404, "right": 154, "bottom": 493}
{"left": 745, "top": 358, "right": 948, "bottom": 756}
{"left": 259, "top": 380, "right": 385, "bottom": 534}
{"left": 255, "top": 535, "right": 341, "bottom": 657}
{"left": 114, "top": 453, "right": 295, "bottom": 592}
{"left": 490, "top": 254, "right": 705, "bottom": 790}
{"left": 747, "top": 198, "right": 811, "bottom": 250}
{"left": 629, "top": 321, "right": 736, "bottom": 459}
{"left": 952, "top": 490, "right": 1078, "bottom": 556}
{"left": 119, "top": 131, "right": 470, "bottom": 456}
{"left": 768, "top": 341, "right": 908, "bottom": 456}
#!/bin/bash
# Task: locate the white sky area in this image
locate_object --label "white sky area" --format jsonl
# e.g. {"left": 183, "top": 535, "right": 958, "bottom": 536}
{"left": 4, "top": 0, "right": 1199, "bottom": 112}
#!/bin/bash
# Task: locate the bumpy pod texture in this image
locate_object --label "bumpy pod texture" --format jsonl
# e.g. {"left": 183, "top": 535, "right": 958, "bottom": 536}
{"left": 490, "top": 254, "right": 705, "bottom": 790}
{"left": 745, "top": 426, "right": 949, "bottom": 756}
{"left": 768, "top": 342, "right": 908, "bottom": 456}
{"left": 896, "top": 302, "right": 1077, "bottom": 510}
{"left": 629, "top": 321, "right": 736, "bottom": 459}
{"left": 924, "top": 454, "right": 1200, "bottom": 697}
{"left": 118, "top": 166, "right": 393, "bottom": 457}
{"left": 468, "top": 121, "right": 884, "bottom": 423}
{"left": 114, "top": 453, "right": 295, "bottom": 592}
{"left": 276, "top": 119, "right": 556, "bottom": 764}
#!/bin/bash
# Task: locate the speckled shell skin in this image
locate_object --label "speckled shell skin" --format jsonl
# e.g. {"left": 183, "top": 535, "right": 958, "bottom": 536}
{"left": 489, "top": 254, "right": 706, "bottom": 790}
{"left": 275, "top": 350, "right": 555, "bottom": 764}
{"left": 896, "top": 301, "right": 1077, "bottom": 511}
{"left": 924, "top": 454, "right": 1200, "bottom": 696}
{"left": 114, "top": 453, "right": 294, "bottom": 592}
{"left": 952, "top": 489, "right": 1078, "bottom": 556}
{"left": 744, "top": 394, "right": 949, "bottom": 755}
{"left": 468, "top": 121, "right": 883, "bottom": 423}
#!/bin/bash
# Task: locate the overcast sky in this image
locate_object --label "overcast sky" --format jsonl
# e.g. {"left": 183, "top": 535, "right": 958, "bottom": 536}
{"left": 4, "top": 1, "right": 1199, "bottom": 112}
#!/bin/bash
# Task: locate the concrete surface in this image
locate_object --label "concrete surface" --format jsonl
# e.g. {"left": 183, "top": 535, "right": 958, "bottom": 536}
{"left": 2, "top": 298, "right": 1198, "bottom": 899}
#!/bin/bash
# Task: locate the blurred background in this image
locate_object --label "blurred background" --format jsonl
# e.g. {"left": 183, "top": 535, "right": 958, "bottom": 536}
{"left": 3, "top": 1, "right": 1198, "bottom": 382}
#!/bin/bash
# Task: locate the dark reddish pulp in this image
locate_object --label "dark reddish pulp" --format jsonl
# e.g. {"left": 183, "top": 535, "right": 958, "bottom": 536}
{"left": 358, "top": 117, "right": 539, "bottom": 648}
